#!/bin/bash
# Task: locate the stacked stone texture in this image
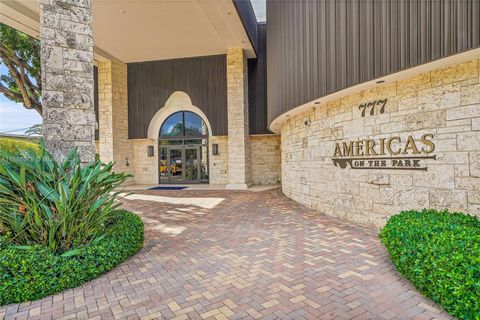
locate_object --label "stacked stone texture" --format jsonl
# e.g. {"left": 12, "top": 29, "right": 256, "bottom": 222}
{"left": 281, "top": 59, "right": 480, "bottom": 228}
{"left": 40, "top": 0, "right": 95, "bottom": 163}
{"left": 209, "top": 136, "right": 229, "bottom": 185}
{"left": 129, "top": 135, "right": 281, "bottom": 186}
{"left": 130, "top": 138, "right": 224, "bottom": 186}
{"left": 226, "top": 48, "right": 252, "bottom": 188}
{"left": 98, "top": 60, "right": 134, "bottom": 181}
{"left": 251, "top": 135, "right": 282, "bottom": 185}
{"left": 132, "top": 139, "right": 158, "bottom": 184}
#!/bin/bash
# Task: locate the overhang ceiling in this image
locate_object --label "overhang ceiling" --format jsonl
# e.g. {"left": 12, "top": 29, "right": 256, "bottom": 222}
{"left": 0, "top": 0, "right": 256, "bottom": 63}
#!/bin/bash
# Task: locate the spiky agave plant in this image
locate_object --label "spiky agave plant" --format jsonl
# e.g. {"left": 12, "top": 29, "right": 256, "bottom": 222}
{"left": 0, "top": 143, "right": 131, "bottom": 253}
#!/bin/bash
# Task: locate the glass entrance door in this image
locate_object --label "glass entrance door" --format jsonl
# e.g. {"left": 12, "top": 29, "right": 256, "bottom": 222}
{"left": 158, "top": 145, "right": 206, "bottom": 184}
{"left": 168, "top": 147, "right": 183, "bottom": 182}
{"left": 185, "top": 147, "right": 200, "bottom": 182}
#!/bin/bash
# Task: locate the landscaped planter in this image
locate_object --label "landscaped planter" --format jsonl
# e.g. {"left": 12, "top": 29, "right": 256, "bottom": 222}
{"left": 380, "top": 209, "right": 480, "bottom": 319}
{"left": 0, "top": 143, "right": 144, "bottom": 305}
{"left": 0, "top": 210, "right": 143, "bottom": 305}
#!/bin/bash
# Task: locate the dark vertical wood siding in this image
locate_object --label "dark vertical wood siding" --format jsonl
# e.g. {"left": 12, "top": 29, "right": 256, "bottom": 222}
{"left": 267, "top": 0, "right": 480, "bottom": 124}
{"left": 127, "top": 55, "right": 228, "bottom": 138}
{"left": 94, "top": 66, "right": 99, "bottom": 140}
{"left": 248, "top": 23, "right": 268, "bottom": 134}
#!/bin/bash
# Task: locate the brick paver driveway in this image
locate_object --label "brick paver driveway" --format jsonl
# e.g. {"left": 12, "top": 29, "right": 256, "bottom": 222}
{"left": 1, "top": 189, "right": 450, "bottom": 320}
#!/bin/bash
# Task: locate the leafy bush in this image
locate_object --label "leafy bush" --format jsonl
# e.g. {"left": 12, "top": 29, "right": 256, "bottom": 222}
{"left": 0, "top": 143, "right": 130, "bottom": 253}
{"left": 0, "top": 209, "right": 144, "bottom": 305}
{"left": 0, "top": 137, "right": 40, "bottom": 155}
{"left": 380, "top": 209, "right": 480, "bottom": 319}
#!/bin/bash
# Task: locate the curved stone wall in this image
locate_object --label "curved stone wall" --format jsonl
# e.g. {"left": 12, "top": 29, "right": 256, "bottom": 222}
{"left": 281, "top": 59, "right": 480, "bottom": 228}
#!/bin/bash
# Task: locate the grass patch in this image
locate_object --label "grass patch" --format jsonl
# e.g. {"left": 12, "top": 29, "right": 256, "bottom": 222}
{"left": 0, "top": 137, "right": 40, "bottom": 155}
{"left": 380, "top": 209, "right": 480, "bottom": 319}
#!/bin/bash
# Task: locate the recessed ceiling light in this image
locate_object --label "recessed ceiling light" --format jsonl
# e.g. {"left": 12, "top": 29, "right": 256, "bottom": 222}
{"left": 119, "top": 10, "right": 126, "bottom": 14}
{"left": 376, "top": 80, "right": 385, "bottom": 84}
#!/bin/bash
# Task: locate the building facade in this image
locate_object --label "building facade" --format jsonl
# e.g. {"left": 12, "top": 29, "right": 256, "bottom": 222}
{"left": 1, "top": 0, "right": 479, "bottom": 227}
{"left": 266, "top": 0, "right": 480, "bottom": 227}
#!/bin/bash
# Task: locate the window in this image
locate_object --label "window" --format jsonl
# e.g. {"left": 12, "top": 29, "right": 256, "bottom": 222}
{"left": 160, "top": 112, "right": 183, "bottom": 137}
{"left": 159, "top": 111, "right": 208, "bottom": 138}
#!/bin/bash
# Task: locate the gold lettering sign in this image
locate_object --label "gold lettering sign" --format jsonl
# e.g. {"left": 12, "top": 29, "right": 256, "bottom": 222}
{"left": 359, "top": 99, "right": 388, "bottom": 117}
{"left": 332, "top": 134, "right": 436, "bottom": 171}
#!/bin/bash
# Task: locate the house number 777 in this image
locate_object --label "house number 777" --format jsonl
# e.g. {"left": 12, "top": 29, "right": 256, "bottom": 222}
{"left": 359, "top": 99, "right": 388, "bottom": 117}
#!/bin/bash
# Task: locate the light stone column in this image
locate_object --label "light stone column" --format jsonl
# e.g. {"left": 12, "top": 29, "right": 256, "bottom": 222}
{"left": 98, "top": 60, "right": 133, "bottom": 177}
{"left": 226, "top": 48, "right": 251, "bottom": 189}
{"left": 40, "top": 0, "right": 95, "bottom": 163}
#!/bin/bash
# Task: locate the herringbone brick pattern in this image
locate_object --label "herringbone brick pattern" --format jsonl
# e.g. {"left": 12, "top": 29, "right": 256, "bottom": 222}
{"left": 1, "top": 189, "right": 451, "bottom": 320}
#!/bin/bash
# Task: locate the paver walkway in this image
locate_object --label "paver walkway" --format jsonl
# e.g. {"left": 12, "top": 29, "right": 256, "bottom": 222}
{"left": 1, "top": 189, "right": 451, "bottom": 320}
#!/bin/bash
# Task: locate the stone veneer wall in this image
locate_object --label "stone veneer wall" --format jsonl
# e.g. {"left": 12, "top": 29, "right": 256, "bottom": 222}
{"left": 227, "top": 48, "right": 252, "bottom": 188}
{"left": 281, "top": 59, "right": 480, "bottom": 228}
{"left": 98, "top": 60, "right": 134, "bottom": 182}
{"left": 129, "top": 135, "right": 281, "bottom": 185}
{"left": 251, "top": 135, "right": 282, "bottom": 185}
{"left": 132, "top": 139, "right": 157, "bottom": 185}
{"left": 209, "top": 136, "right": 229, "bottom": 185}
{"left": 40, "top": 0, "right": 96, "bottom": 163}
{"left": 130, "top": 137, "right": 230, "bottom": 185}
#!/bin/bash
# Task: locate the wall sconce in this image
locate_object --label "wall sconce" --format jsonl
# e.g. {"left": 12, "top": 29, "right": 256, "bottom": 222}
{"left": 147, "top": 145, "right": 154, "bottom": 157}
{"left": 212, "top": 143, "right": 219, "bottom": 155}
{"left": 125, "top": 157, "right": 130, "bottom": 167}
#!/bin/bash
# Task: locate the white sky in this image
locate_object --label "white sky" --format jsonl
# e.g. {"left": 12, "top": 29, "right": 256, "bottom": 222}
{"left": 251, "top": 0, "right": 266, "bottom": 22}
{"left": 0, "top": 65, "right": 42, "bottom": 134}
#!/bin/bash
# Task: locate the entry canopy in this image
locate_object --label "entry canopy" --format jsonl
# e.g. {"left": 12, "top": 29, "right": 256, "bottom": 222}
{"left": 0, "top": 0, "right": 256, "bottom": 62}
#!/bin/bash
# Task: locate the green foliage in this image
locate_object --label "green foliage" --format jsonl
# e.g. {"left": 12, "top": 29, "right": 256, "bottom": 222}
{"left": 0, "top": 209, "right": 144, "bottom": 305}
{"left": 0, "top": 137, "right": 40, "bottom": 155}
{"left": 0, "top": 143, "right": 131, "bottom": 253}
{"left": 185, "top": 164, "right": 208, "bottom": 180}
{"left": 0, "top": 23, "right": 42, "bottom": 113}
{"left": 380, "top": 209, "right": 480, "bottom": 319}
{"left": 25, "top": 124, "right": 42, "bottom": 136}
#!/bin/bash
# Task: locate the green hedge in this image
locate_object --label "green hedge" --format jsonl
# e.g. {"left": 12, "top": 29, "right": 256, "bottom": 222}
{"left": 380, "top": 209, "right": 480, "bottom": 319}
{"left": 0, "top": 210, "right": 144, "bottom": 305}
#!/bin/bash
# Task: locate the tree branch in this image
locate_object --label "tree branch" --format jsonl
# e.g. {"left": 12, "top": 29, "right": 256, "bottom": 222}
{"left": 0, "top": 82, "right": 23, "bottom": 101}
{"left": 0, "top": 49, "right": 40, "bottom": 113}
{"left": 28, "top": 98, "right": 42, "bottom": 114}
{"left": 0, "top": 46, "right": 37, "bottom": 78}
{"left": 17, "top": 60, "right": 41, "bottom": 106}
{"left": 28, "top": 38, "right": 41, "bottom": 91}
{"left": 1, "top": 54, "right": 31, "bottom": 107}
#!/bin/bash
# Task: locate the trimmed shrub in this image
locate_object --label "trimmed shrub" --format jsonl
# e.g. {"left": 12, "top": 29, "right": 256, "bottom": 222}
{"left": 380, "top": 209, "right": 480, "bottom": 319}
{"left": 0, "top": 210, "right": 144, "bottom": 305}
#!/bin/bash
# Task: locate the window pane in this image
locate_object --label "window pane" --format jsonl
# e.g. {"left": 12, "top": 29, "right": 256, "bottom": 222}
{"left": 159, "top": 139, "right": 183, "bottom": 145}
{"left": 184, "top": 112, "right": 207, "bottom": 136}
{"left": 160, "top": 112, "right": 183, "bottom": 136}
{"left": 200, "top": 145, "right": 209, "bottom": 180}
{"left": 184, "top": 139, "right": 203, "bottom": 145}
{"left": 159, "top": 147, "right": 168, "bottom": 179}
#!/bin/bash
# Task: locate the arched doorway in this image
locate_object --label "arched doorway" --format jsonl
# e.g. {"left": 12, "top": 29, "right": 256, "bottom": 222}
{"left": 158, "top": 111, "right": 209, "bottom": 184}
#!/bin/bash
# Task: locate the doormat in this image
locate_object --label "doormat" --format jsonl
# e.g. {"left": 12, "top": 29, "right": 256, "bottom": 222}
{"left": 148, "top": 186, "right": 188, "bottom": 190}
